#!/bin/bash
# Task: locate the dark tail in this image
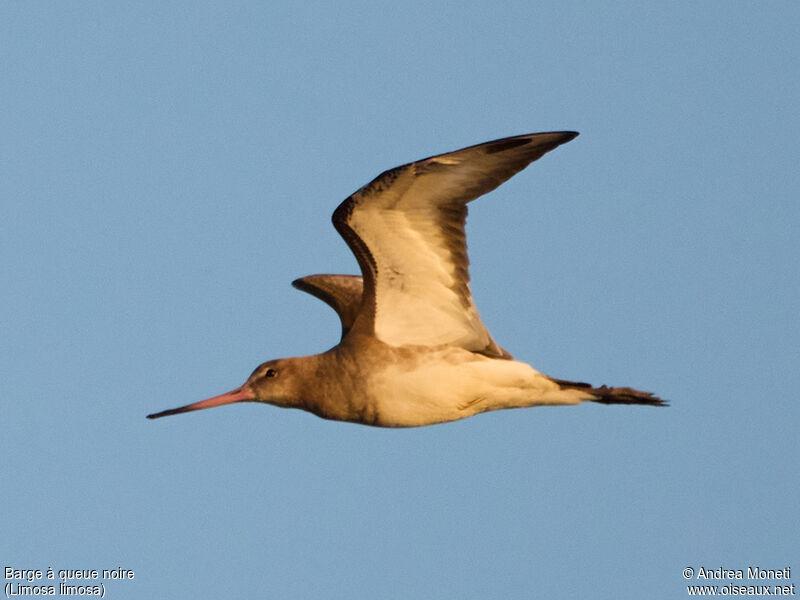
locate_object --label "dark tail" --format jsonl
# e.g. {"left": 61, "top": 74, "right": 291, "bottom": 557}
{"left": 551, "top": 378, "right": 667, "bottom": 407}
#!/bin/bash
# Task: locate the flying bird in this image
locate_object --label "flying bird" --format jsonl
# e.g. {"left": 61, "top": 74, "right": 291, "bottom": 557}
{"left": 147, "top": 132, "right": 664, "bottom": 427}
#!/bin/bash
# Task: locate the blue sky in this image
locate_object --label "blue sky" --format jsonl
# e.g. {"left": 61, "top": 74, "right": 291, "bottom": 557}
{"left": 2, "top": 2, "right": 798, "bottom": 598}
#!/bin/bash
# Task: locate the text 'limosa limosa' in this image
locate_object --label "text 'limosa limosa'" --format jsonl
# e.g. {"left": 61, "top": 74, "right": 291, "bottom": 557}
{"left": 147, "top": 132, "right": 664, "bottom": 427}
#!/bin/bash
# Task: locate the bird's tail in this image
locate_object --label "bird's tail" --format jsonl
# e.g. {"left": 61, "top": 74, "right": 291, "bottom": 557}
{"left": 551, "top": 378, "right": 667, "bottom": 407}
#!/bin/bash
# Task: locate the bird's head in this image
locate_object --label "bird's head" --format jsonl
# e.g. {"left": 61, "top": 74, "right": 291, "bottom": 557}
{"left": 146, "top": 358, "right": 304, "bottom": 419}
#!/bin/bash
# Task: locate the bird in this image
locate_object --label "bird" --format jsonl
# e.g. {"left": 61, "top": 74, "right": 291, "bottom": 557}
{"left": 147, "top": 131, "right": 664, "bottom": 427}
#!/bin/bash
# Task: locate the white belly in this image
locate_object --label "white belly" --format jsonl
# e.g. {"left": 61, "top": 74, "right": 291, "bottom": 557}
{"left": 367, "top": 348, "right": 591, "bottom": 427}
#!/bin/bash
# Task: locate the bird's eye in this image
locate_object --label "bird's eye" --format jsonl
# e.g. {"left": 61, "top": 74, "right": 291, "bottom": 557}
{"left": 265, "top": 368, "right": 277, "bottom": 378}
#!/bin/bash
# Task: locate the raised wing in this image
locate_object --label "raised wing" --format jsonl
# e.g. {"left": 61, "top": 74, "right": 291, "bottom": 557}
{"left": 332, "top": 131, "right": 578, "bottom": 355}
{"left": 292, "top": 274, "right": 363, "bottom": 339}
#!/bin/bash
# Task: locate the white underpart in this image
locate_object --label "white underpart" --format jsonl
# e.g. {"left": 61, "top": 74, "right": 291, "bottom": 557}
{"left": 369, "top": 350, "right": 594, "bottom": 427}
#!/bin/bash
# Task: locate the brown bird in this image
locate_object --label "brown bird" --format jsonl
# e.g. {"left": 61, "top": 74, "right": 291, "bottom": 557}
{"left": 147, "top": 132, "right": 664, "bottom": 427}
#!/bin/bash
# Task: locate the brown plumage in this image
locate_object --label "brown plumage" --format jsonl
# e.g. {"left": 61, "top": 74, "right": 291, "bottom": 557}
{"left": 147, "top": 132, "right": 664, "bottom": 427}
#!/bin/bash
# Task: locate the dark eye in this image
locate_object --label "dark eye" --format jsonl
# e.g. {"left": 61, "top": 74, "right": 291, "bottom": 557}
{"left": 265, "top": 368, "right": 277, "bottom": 378}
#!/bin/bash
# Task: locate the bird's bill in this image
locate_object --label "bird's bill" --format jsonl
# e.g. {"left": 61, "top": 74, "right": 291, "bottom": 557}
{"left": 146, "top": 386, "right": 254, "bottom": 419}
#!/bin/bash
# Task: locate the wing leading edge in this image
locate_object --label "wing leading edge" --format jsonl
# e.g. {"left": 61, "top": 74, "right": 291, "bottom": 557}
{"left": 332, "top": 131, "right": 578, "bottom": 355}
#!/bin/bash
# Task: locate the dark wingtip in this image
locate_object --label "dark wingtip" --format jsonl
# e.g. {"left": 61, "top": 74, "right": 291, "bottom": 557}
{"left": 550, "top": 131, "right": 580, "bottom": 146}
{"left": 484, "top": 131, "right": 579, "bottom": 154}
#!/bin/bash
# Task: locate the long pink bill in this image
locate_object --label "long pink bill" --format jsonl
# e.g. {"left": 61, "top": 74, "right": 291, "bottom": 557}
{"left": 146, "top": 386, "right": 254, "bottom": 419}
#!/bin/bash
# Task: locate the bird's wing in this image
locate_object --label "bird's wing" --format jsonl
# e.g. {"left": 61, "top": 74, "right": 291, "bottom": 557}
{"left": 292, "top": 274, "right": 363, "bottom": 339}
{"left": 332, "top": 131, "right": 578, "bottom": 355}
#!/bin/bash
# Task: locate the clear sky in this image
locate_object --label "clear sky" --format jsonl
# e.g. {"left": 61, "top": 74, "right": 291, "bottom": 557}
{"left": 2, "top": 2, "right": 798, "bottom": 598}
